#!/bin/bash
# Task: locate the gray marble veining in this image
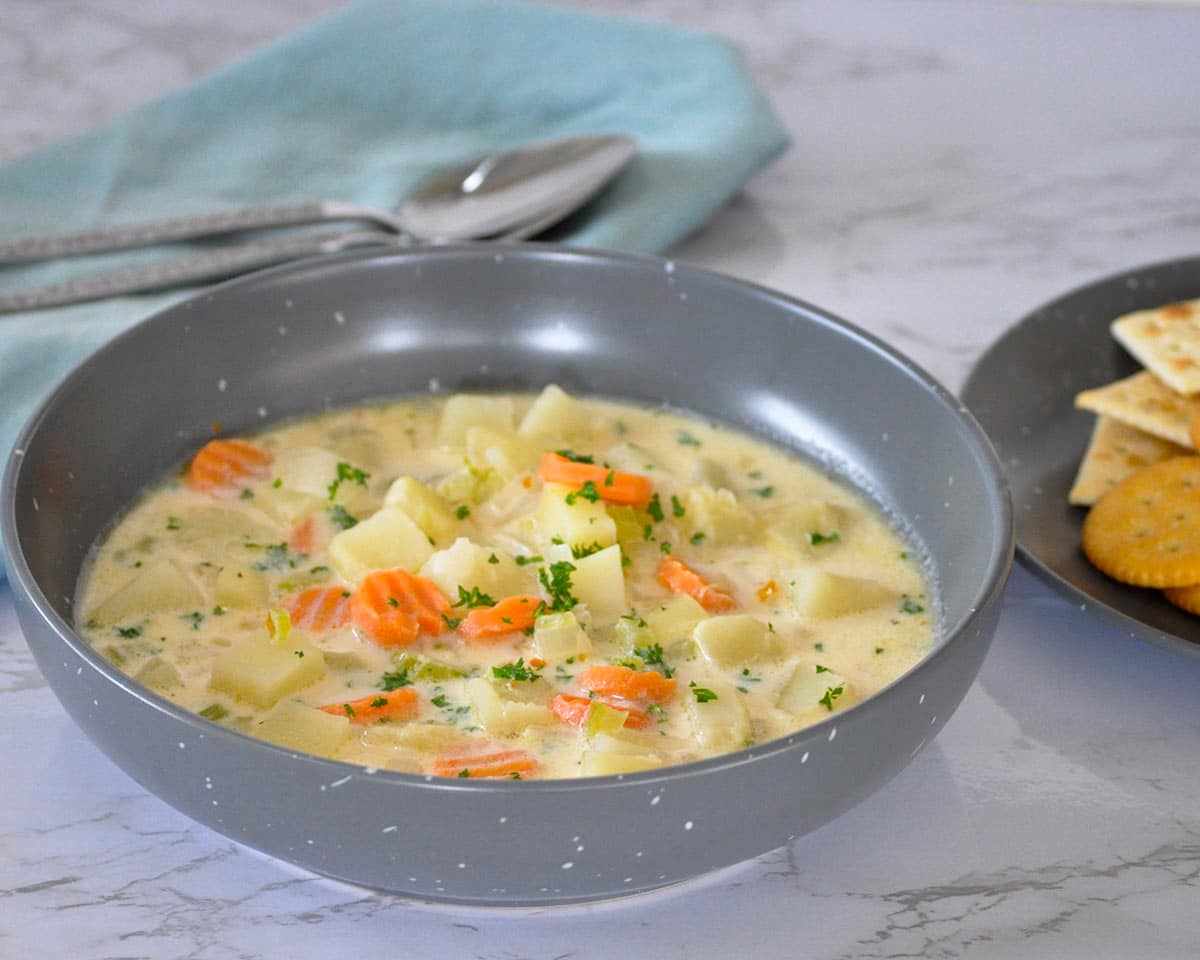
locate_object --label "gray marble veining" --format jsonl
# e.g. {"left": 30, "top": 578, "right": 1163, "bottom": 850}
{"left": 2, "top": 1, "right": 1199, "bottom": 956}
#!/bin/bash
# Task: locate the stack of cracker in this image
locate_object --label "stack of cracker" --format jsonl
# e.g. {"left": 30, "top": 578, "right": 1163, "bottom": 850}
{"left": 1071, "top": 297, "right": 1200, "bottom": 614}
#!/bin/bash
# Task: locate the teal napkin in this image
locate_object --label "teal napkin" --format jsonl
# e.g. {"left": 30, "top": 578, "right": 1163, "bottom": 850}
{"left": 0, "top": 0, "right": 788, "bottom": 579}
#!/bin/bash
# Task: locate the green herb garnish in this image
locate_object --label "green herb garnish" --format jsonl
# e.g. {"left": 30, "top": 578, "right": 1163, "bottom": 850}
{"left": 565, "top": 480, "right": 601, "bottom": 505}
{"left": 689, "top": 681, "right": 718, "bottom": 703}
{"left": 327, "top": 461, "right": 370, "bottom": 501}
{"left": 492, "top": 658, "right": 542, "bottom": 683}
{"left": 454, "top": 585, "right": 496, "bottom": 608}
{"left": 328, "top": 504, "right": 359, "bottom": 530}
{"left": 538, "top": 561, "right": 578, "bottom": 612}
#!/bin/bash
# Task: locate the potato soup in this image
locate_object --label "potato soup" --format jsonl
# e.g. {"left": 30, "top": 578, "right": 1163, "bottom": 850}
{"left": 76, "top": 385, "right": 934, "bottom": 779}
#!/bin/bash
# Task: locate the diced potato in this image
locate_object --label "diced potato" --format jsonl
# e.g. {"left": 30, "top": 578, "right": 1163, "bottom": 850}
{"left": 89, "top": 560, "right": 205, "bottom": 624}
{"left": 766, "top": 501, "right": 844, "bottom": 553}
{"left": 569, "top": 545, "right": 627, "bottom": 627}
{"left": 517, "top": 384, "right": 589, "bottom": 441}
{"left": 580, "top": 732, "right": 664, "bottom": 775}
{"left": 434, "top": 464, "right": 501, "bottom": 505}
{"left": 361, "top": 721, "right": 463, "bottom": 752}
{"left": 682, "top": 485, "right": 758, "bottom": 545}
{"left": 532, "top": 611, "right": 592, "bottom": 660}
{"left": 255, "top": 699, "right": 351, "bottom": 757}
{"left": 607, "top": 505, "right": 645, "bottom": 547}
{"left": 789, "top": 568, "right": 892, "bottom": 617}
{"left": 214, "top": 564, "right": 268, "bottom": 610}
{"left": 465, "top": 677, "right": 556, "bottom": 736}
{"left": 328, "top": 506, "right": 433, "bottom": 582}
{"left": 274, "top": 446, "right": 373, "bottom": 513}
{"left": 326, "top": 428, "right": 382, "bottom": 468}
{"left": 174, "top": 507, "right": 278, "bottom": 554}
{"left": 437, "top": 394, "right": 515, "bottom": 446}
{"left": 690, "top": 457, "right": 733, "bottom": 489}
{"left": 685, "top": 678, "right": 750, "bottom": 750}
{"left": 644, "top": 594, "right": 708, "bottom": 643}
{"left": 601, "top": 441, "right": 661, "bottom": 476}
{"left": 384, "top": 476, "right": 458, "bottom": 544}
{"left": 612, "top": 612, "right": 654, "bottom": 654}
{"left": 419, "top": 537, "right": 527, "bottom": 601}
{"left": 536, "top": 482, "right": 616, "bottom": 551}
{"left": 777, "top": 663, "right": 852, "bottom": 716}
{"left": 209, "top": 634, "right": 325, "bottom": 709}
{"left": 134, "top": 656, "right": 182, "bottom": 693}
{"left": 466, "top": 426, "right": 539, "bottom": 480}
{"left": 693, "top": 614, "right": 782, "bottom": 667}
{"left": 253, "top": 487, "right": 326, "bottom": 525}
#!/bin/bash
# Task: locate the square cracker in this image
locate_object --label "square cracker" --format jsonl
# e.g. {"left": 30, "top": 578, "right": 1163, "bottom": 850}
{"left": 1111, "top": 298, "right": 1200, "bottom": 395}
{"left": 1068, "top": 415, "right": 1190, "bottom": 505}
{"left": 1074, "top": 369, "right": 1200, "bottom": 449}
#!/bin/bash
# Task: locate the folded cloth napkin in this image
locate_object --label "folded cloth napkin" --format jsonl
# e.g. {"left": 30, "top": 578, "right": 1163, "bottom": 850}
{"left": 0, "top": 0, "right": 788, "bottom": 579}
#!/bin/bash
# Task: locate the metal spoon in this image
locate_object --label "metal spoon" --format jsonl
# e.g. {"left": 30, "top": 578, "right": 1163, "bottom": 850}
{"left": 0, "top": 133, "right": 637, "bottom": 264}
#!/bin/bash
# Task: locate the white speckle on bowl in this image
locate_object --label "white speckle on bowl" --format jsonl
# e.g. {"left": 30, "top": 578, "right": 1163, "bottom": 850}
{"left": 178, "top": 742, "right": 186, "bottom": 749}
{"left": 635, "top": 851, "right": 643, "bottom": 858}
{"left": 576, "top": 844, "right": 585, "bottom": 852}
{"left": 334, "top": 311, "right": 346, "bottom": 325}
{"left": 12, "top": 447, "right": 23, "bottom": 458}
{"left": 650, "top": 794, "right": 661, "bottom": 806}
{"left": 499, "top": 816, "right": 508, "bottom": 823}
{"left": 828, "top": 727, "right": 837, "bottom": 742}
{"left": 429, "top": 377, "right": 440, "bottom": 392}
{"left": 329, "top": 775, "right": 352, "bottom": 789}
{"left": 257, "top": 406, "right": 269, "bottom": 418}
{"left": 919, "top": 693, "right": 926, "bottom": 704}
{"left": 306, "top": 838, "right": 314, "bottom": 845}
{"left": 423, "top": 775, "right": 434, "bottom": 783}
{"left": 382, "top": 825, "right": 398, "bottom": 833}
{"left": 479, "top": 363, "right": 489, "bottom": 374}
{"left": 624, "top": 877, "right": 633, "bottom": 884}
{"left": 364, "top": 767, "right": 378, "bottom": 775}
{"left": 92, "top": 699, "right": 98, "bottom": 706}
{"left": 458, "top": 863, "right": 466, "bottom": 869}
{"left": 278, "top": 325, "right": 288, "bottom": 336}
{"left": 284, "top": 299, "right": 294, "bottom": 309}
{"left": 32, "top": 497, "right": 39, "bottom": 512}
{"left": 679, "top": 292, "right": 688, "bottom": 302}
{"left": 494, "top": 253, "right": 504, "bottom": 263}
{"left": 930, "top": 715, "right": 938, "bottom": 725}
{"left": 910, "top": 738, "right": 927, "bottom": 758}
{"left": 76, "top": 667, "right": 82, "bottom": 676}
{"left": 561, "top": 861, "right": 574, "bottom": 870}
{"left": 217, "top": 379, "right": 227, "bottom": 392}
{"left": 684, "top": 821, "right": 694, "bottom": 831}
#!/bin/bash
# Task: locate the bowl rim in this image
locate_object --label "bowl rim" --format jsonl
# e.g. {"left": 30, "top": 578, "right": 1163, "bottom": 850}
{"left": 2, "top": 243, "right": 1014, "bottom": 793}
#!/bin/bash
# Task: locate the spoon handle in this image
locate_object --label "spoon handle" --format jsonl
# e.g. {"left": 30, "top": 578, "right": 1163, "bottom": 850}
{"left": 0, "top": 229, "right": 399, "bottom": 312}
{"left": 0, "top": 201, "right": 403, "bottom": 264}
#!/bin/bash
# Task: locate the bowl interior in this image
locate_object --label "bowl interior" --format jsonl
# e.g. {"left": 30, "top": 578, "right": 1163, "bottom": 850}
{"left": 8, "top": 246, "right": 1007, "bottom": 645}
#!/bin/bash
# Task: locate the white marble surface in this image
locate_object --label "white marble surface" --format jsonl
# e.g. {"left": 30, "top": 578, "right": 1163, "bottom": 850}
{"left": 3, "top": 1, "right": 1200, "bottom": 956}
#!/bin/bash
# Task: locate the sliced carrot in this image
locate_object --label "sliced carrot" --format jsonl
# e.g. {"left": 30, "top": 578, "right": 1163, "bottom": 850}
{"left": 458, "top": 594, "right": 542, "bottom": 640}
{"left": 576, "top": 664, "right": 677, "bottom": 705}
{"left": 351, "top": 568, "right": 451, "bottom": 647}
{"left": 550, "top": 693, "right": 651, "bottom": 730}
{"left": 286, "top": 585, "right": 352, "bottom": 631}
{"left": 318, "top": 687, "right": 419, "bottom": 725}
{"left": 432, "top": 747, "right": 538, "bottom": 779}
{"left": 656, "top": 556, "right": 736, "bottom": 613}
{"left": 538, "top": 452, "right": 654, "bottom": 509}
{"left": 186, "top": 438, "right": 273, "bottom": 496}
{"left": 289, "top": 515, "right": 318, "bottom": 555}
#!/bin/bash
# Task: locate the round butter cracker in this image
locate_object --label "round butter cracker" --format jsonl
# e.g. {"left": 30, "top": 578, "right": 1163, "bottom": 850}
{"left": 1081, "top": 456, "right": 1200, "bottom": 587}
{"left": 1163, "top": 584, "right": 1200, "bottom": 616}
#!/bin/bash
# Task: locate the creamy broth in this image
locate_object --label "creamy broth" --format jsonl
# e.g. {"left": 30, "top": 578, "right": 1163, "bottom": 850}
{"left": 76, "top": 386, "right": 934, "bottom": 779}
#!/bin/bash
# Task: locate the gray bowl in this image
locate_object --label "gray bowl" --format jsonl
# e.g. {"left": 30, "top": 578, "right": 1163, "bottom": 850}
{"left": 2, "top": 246, "right": 1011, "bottom": 906}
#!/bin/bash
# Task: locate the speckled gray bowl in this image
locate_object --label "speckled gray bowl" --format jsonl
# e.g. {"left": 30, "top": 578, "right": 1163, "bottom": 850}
{"left": 2, "top": 246, "right": 1011, "bottom": 906}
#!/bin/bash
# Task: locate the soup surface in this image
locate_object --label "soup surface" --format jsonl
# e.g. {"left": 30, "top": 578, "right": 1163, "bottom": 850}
{"left": 77, "top": 386, "right": 934, "bottom": 779}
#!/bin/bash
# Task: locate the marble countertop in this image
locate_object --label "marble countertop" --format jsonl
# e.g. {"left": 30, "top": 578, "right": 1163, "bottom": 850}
{"left": 3, "top": 1, "right": 1198, "bottom": 957}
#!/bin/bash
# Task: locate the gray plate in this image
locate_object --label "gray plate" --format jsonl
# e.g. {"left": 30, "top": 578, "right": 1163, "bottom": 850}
{"left": 961, "top": 255, "right": 1200, "bottom": 660}
{"left": 3, "top": 246, "right": 1011, "bottom": 905}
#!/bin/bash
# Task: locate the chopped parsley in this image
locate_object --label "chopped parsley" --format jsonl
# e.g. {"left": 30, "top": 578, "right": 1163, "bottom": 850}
{"left": 327, "top": 461, "right": 370, "bottom": 501}
{"left": 690, "top": 531, "right": 706, "bottom": 545}
{"left": 370, "top": 696, "right": 388, "bottom": 708}
{"left": 555, "top": 449, "right": 595, "bottom": 464}
{"left": 379, "top": 667, "right": 413, "bottom": 690}
{"left": 565, "top": 480, "right": 601, "bottom": 505}
{"left": 114, "top": 625, "right": 142, "bottom": 639}
{"left": 165, "top": 516, "right": 182, "bottom": 531}
{"left": 570, "top": 541, "right": 604, "bottom": 559}
{"left": 454, "top": 585, "right": 496, "bottom": 608}
{"left": 251, "top": 542, "right": 304, "bottom": 572}
{"left": 676, "top": 430, "right": 701, "bottom": 447}
{"left": 342, "top": 703, "right": 357, "bottom": 719}
{"left": 198, "top": 704, "right": 229, "bottom": 722}
{"left": 455, "top": 504, "right": 471, "bottom": 520}
{"left": 328, "top": 504, "right": 358, "bottom": 530}
{"left": 492, "top": 658, "right": 542, "bottom": 683}
{"left": 689, "top": 681, "right": 718, "bottom": 703}
{"left": 239, "top": 488, "right": 254, "bottom": 501}
{"left": 386, "top": 597, "right": 399, "bottom": 608}
{"left": 646, "top": 493, "right": 665, "bottom": 522}
{"left": 515, "top": 554, "right": 544, "bottom": 567}
{"left": 659, "top": 541, "right": 672, "bottom": 554}
{"left": 430, "top": 694, "right": 450, "bottom": 708}
{"left": 441, "top": 614, "right": 463, "bottom": 630}
{"left": 671, "top": 494, "right": 686, "bottom": 518}
{"left": 900, "top": 595, "right": 925, "bottom": 615}
{"left": 180, "top": 611, "right": 204, "bottom": 630}
{"left": 538, "top": 561, "right": 578, "bottom": 612}
{"left": 819, "top": 684, "right": 846, "bottom": 711}
{"left": 633, "top": 642, "right": 674, "bottom": 678}
{"left": 809, "top": 530, "right": 840, "bottom": 546}
{"left": 750, "top": 485, "right": 775, "bottom": 499}
{"left": 487, "top": 553, "right": 499, "bottom": 564}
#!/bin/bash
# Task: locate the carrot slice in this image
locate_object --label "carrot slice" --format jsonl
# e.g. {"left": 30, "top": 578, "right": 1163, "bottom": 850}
{"left": 656, "top": 556, "right": 737, "bottom": 613}
{"left": 432, "top": 747, "right": 538, "bottom": 779}
{"left": 289, "top": 515, "right": 318, "bottom": 555}
{"left": 286, "top": 585, "right": 352, "bottom": 632}
{"left": 576, "top": 664, "right": 677, "bottom": 705}
{"left": 458, "top": 594, "right": 542, "bottom": 640}
{"left": 351, "top": 568, "right": 451, "bottom": 647}
{"left": 186, "top": 439, "right": 273, "bottom": 496}
{"left": 318, "top": 687, "right": 419, "bottom": 725}
{"left": 538, "top": 452, "right": 654, "bottom": 509}
{"left": 550, "top": 693, "right": 651, "bottom": 730}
